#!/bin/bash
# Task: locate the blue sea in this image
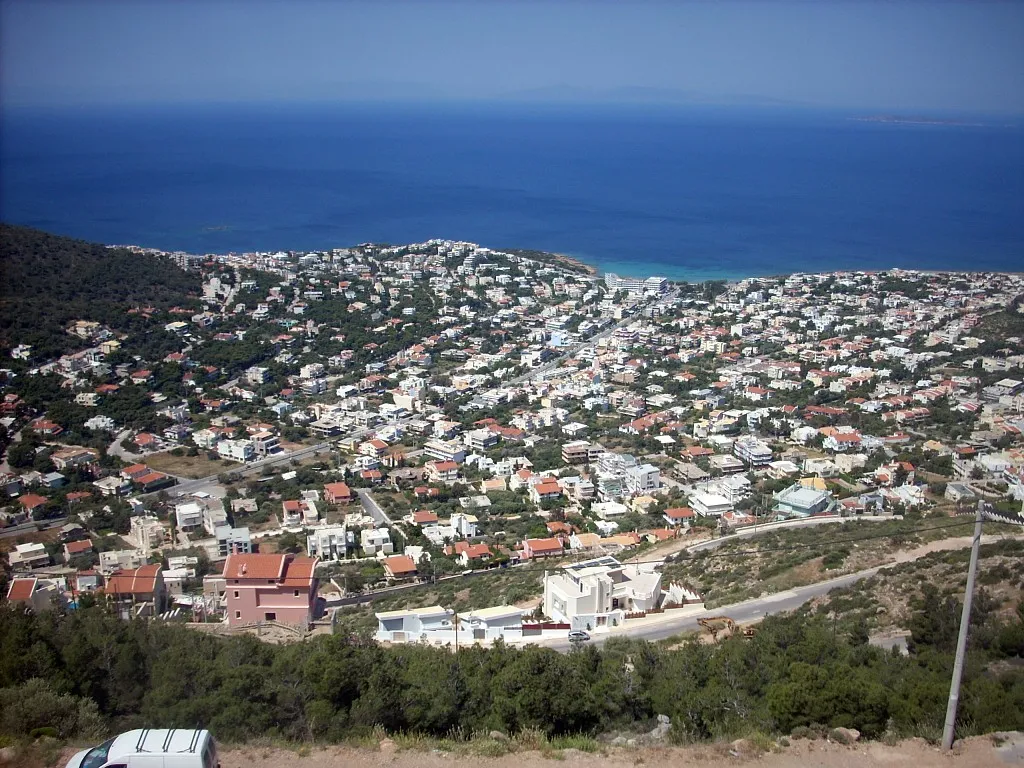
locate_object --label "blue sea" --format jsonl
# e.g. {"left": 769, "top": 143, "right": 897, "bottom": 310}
{"left": 2, "top": 101, "right": 1022, "bottom": 281}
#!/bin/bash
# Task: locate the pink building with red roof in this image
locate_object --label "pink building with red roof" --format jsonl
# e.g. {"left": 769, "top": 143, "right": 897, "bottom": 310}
{"left": 222, "top": 553, "right": 319, "bottom": 627}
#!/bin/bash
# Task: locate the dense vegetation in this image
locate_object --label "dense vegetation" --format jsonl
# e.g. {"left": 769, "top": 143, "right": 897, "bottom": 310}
{"left": 0, "top": 594, "right": 1021, "bottom": 747}
{"left": 0, "top": 225, "right": 201, "bottom": 359}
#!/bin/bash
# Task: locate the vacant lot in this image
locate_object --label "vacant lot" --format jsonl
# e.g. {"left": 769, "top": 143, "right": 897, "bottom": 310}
{"left": 812, "top": 538, "right": 1024, "bottom": 636}
{"left": 0, "top": 526, "right": 59, "bottom": 554}
{"left": 660, "top": 516, "right": 1014, "bottom": 609}
{"left": 144, "top": 451, "right": 240, "bottom": 479}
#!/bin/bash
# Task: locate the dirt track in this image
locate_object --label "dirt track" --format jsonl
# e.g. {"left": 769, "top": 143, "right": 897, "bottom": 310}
{"left": 217, "top": 733, "right": 1020, "bottom": 768}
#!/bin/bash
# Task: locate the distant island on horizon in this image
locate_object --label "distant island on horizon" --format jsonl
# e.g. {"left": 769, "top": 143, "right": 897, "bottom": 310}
{"left": 849, "top": 114, "right": 1002, "bottom": 128}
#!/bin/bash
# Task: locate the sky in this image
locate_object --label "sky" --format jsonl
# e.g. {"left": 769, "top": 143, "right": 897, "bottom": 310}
{"left": 2, "top": 0, "right": 1023, "bottom": 113}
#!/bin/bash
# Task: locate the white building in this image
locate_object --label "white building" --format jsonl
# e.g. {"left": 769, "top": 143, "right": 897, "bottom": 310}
{"left": 216, "top": 439, "right": 255, "bottom": 462}
{"left": 689, "top": 491, "right": 733, "bottom": 517}
{"left": 450, "top": 512, "right": 478, "bottom": 539}
{"left": 734, "top": 436, "right": 773, "bottom": 467}
{"left": 129, "top": 515, "right": 166, "bottom": 557}
{"left": 624, "top": 463, "right": 660, "bottom": 495}
{"left": 459, "top": 605, "right": 526, "bottom": 641}
{"left": 375, "top": 605, "right": 455, "bottom": 643}
{"left": 175, "top": 502, "right": 203, "bottom": 530}
{"left": 98, "top": 549, "right": 145, "bottom": 575}
{"left": 360, "top": 527, "right": 394, "bottom": 555}
{"left": 542, "top": 556, "right": 663, "bottom": 631}
{"left": 306, "top": 525, "right": 350, "bottom": 561}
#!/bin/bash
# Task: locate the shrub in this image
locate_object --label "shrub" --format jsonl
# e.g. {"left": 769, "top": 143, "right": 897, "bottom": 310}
{"left": 0, "top": 679, "right": 104, "bottom": 740}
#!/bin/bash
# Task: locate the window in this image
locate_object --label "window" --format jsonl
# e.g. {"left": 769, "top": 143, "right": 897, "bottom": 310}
{"left": 203, "top": 739, "right": 219, "bottom": 768}
{"left": 234, "top": 611, "right": 241, "bottom": 619}
{"left": 233, "top": 591, "right": 239, "bottom": 598}
{"left": 265, "top": 612, "right": 276, "bottom": 621}
{"left": 80, "top": 738, "right": 116, "bottom": 768}
{"left": 293, "top": 589, "right": 300, "bottom": 597}
{"left": 268, "top": 579, "right": 275, "bottom": 584}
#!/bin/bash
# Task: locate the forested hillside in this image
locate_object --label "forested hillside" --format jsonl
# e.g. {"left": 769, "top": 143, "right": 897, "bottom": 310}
{"left": 0, "top": 225, "right": 201, "bottom": 359}
{"left": 0, "top": 598, "right": 1021, "bottom": 747}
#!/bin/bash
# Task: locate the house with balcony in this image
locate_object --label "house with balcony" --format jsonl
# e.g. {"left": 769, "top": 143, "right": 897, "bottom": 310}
{"left": 282, "top": 499, "right": 319, "bottom": 526}
{"left": 215, "top": 525, "right": 252, "bottom": 557}
{"left": 105, "top": 564, "right": 167, "bottom": 619}
{"left": 222, "top": 553, "right": 319, "bottom": 627}
{"left": 306, "top": 525, "right": 350, "bottom": 561}
{"left": 529, "top": 479, "right": 563, "bottom": 505}
{"left": 543, "top": 556, "right": 663, "bottom": 631}
{"left": 689, "top": 491, "right": 733, "bottom": 518}
{"left": 423, "top": 439, "right": 467, "bottom": 464}
{"left": 733, "top": 436, "right": 773, "bottom": 467}
{"left": 324, "top": 481, "right": 354, "bottom": 505}
{"left": 561, "top": 440, "right": 606, "bottom": 465}
{"left": 360, "top": 527, "right": 394, "bottom": 555}
{"left": 425, "top": 460, "right": 460, "bottom": 484}
{"left": 9, "top": 542, "right": 50, "bottom": 571}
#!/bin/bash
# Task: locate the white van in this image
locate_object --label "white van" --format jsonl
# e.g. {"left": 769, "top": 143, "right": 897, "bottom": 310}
{"left": 64, "top": 729, "right": 219, "bottom": 768}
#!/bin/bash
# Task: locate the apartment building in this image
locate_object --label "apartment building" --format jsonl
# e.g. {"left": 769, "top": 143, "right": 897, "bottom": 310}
{"left": 561, "top": 440, "right": 606, "bottom": 465}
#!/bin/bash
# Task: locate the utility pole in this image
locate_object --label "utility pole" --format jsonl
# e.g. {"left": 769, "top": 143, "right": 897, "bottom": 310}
{"left": 941, "top": 500, "right": 985, "bottom": 751}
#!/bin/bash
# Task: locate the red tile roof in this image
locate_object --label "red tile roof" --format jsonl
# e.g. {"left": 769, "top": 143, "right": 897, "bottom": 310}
{"left": 17, "top": 494, "right": 48, "bottom": 510}
{"left": 525, "top": 537, "right": 563, "bottom": 554}
{"left": 106, "top": 564, "right": 161, "bottom": 596}
{"left": 7, "top": 578, "right": 36, "bottom": 602}
{"left": 223, "top": 553, "right": 287, "bottom": 580}
{"left": 65, "top": 539, "right": 93, "bottom": 554}
{"left": 383, "top": 555, "right": 417, "bottom": 576}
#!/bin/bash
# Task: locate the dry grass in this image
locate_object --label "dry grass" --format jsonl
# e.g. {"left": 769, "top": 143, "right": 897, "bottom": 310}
{"left": 0, "top": 527, "right": 59, "bottom": 554}
{"left": 143, "top": 451, "right": 239, "bottom": 479}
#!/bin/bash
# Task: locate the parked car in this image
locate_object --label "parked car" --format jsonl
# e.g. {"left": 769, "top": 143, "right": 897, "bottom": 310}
{"left": 65, "top": 728, "right": 219, "bottom": 768}
{"left": 568, "top": 630, "right": 591, "bottom": 642}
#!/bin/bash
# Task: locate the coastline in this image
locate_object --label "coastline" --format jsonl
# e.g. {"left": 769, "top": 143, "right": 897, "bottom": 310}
{"left": 105, "top": 235, "right": 1024, "bottom": 285}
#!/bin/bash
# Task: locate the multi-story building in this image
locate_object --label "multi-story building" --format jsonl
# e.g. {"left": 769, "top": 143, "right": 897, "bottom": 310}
{"left": 360, "top": 527, "right": 394, "bottom": 555}
{"left": 217, "top": 439, "right": 255, "bottom": 462}
{"left": 543, "top": 556, "right": 663, "bottom": 631}
{"left": 733, "top": 436, "right": 773, "bottom": 467}
{"left": 689, "top": 491, "right": 733, "bottom": 517}
{"left": 306, "top": 525, "right": 350, "bottom": 561}
{"left": 561, "top": 440, "right": 606, "bottom": 465}
{"left": 222, "top": 553, "right": 319, "bottom": 627}
{"left": 215, "top": 525, "right": 252, "bottom": 557}
{"left": 129, "top": 515, "right": 166, "bottom": 557}
{"left": 624, "top": 463, "right": 660, "bottom": 495}
{"left": 423, "top": 439, "right": 467, "bottom": 464}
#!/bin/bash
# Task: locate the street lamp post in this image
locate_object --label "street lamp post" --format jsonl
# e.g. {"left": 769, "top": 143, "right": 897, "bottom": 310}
{"left": 941, "top": 500, "right": 985, "bottom": 750}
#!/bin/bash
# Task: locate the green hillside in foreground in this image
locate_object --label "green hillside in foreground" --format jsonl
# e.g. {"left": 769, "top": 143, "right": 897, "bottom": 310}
{"left": 0, "top": 224, "right": 201, "bottom": 360}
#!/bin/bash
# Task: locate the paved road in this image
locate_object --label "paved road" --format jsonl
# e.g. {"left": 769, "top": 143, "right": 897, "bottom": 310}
{"left": 0, "top": 517, "right": 68, "bottom": 539}
{"left": 356, "top": 488, "right": 393, "bottom": 526}
{"left": 539, "top": 565, "right": 885, "bottom": 652}
{"left": 162, "top": 418, "right": 418, "bottom": 499}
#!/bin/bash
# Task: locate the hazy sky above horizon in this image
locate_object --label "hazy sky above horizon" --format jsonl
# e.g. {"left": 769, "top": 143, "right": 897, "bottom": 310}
{"left": 2, "top": 1, "right": 1023, "bottom": 113}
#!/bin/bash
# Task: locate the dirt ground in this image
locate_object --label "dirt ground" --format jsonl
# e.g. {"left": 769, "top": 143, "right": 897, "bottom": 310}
{"left": 214, "top": 734, "right": 1018, "bottom": 768}
{"left": 143, "top": 451, "right": 239, "bottom": 479}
